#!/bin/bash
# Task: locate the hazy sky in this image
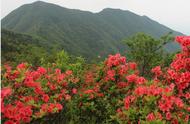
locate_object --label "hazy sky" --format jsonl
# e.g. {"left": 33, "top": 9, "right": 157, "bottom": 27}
{"left": 1, "top": 0, "right": 190, "bottom": 35}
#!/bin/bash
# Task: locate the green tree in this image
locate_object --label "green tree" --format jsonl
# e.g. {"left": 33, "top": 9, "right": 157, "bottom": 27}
{"left": 124, "top": 32, "right": 174, "bottom": 77}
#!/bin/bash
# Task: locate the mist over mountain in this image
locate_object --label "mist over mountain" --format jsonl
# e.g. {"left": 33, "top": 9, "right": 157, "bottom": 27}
{"left": 1, "top": 1, "right": 182, "bottom": 59}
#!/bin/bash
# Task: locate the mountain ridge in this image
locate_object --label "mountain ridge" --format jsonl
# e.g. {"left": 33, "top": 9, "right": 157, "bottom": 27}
{"left": 2, "top": 1, "right": 182, "bottom": 59}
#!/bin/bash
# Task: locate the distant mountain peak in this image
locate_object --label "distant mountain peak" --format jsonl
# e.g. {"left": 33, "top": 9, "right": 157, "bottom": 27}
{"left": 32, "top": 0, "right": 47, "bottom": 4}
{"left": 100, "top": 8, "right": 127, "bottom": 13}
{"left": 102, "top": 8, "right": 122, "bottom": 11}
{"left": 2, "top": 1, "right": 183, "bottom": 59}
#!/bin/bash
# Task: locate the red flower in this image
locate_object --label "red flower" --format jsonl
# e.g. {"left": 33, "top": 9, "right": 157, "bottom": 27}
{"left": 124, "top": 97, "right": 130, "bottom": 110}
{"left": 41, "top": 104, "right": 48, "bottom": 112}
{"left": 22, "top": 117, "right": 31, "bottom": 123}
{"left": 166, "top": 112, "right": 171, "bottom": 120}
{"left": 48, "top": 103, "right": 55, "bottom": 113}
{"left": 55, "top": 103, "right": 63, "bottom": 111}
{"left": 116, "top": 108, "right": 122, "bottom": 113}
{"left": 117, "top": 82, "right": 128, "bottom": 88}
{"left": 156, "top": 112, "right": 162, "bottom": 120}
{"left": 151, "top": 66, "right": 162, "bottom": 77}
{"left": 136, "top": 77, "right": 146, "bottom": 84}
{"left": 84, "top": 89, "right": 94, "bottom": 94}
{"left": 174, "top": 97, "right": 184, "bottom": 108}
{"left": 146, "top": 113, "right": 155, "bottom": 121}
{"left": 126, "top": 74, "right": 137, "bottom": 83}
{"left": 64, "top": 94, "right": 71, "bottom": 101}
{"left": 37, "top": 67, "right": 47, "bottom": 74}
{"left": 128, "top": 62, "right": 137, "bottom": 70}
{"left": 65, "top": 70, "right": 73, "bottom": 75}
{"left": 72, "top": 88, "right": 77, "bottom": 94}
{"left": 134, "top": 86, "right": 147, "bottom": 96}
{"left": 124, "top": 96, "right": 135, "bottom": 110}
{"left": 106, "top": 70, "right": 116, "bottom": 81}
{"left": 42, "top": 94, "right": 49, "bottom": 103}
{"left": 16, "top": 63, "right": 26, "bottom": 70}
{"left": 1, "top": 87, "right": 12, "bottom": 99}
{"left": 106, "top": 54, "right": 125, "bottom": 67}
{"left": 4, "top": 120, "right": 16, "bottom": 124}
{"left": 176, "top": 36, "right": 190, "bottom": 47}
{"left": 185, "top": 115, "right": 189, "bottom": 123}
{"left": 158, "top": 97, "right": 173, "bottom": 112}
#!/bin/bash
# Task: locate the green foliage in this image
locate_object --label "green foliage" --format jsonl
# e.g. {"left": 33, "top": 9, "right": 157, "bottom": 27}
{"left": 124, "top": 32, "right": 175, "bottom": 77}
{"left": 1, "top": 29, "right": 86, "bottom": 74}
{"left": 1, "top": 29, "right": 50, "bottom": 66}
{"left": 55, "top": 50, "right": 70, "bottom": 71}
{"left": 2, "top": 1, "right": 181, "bottom": 60}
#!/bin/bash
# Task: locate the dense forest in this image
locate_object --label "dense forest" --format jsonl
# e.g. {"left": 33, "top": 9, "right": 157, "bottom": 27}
{"left": 2, "top": 1, "right": 181, "bottom": 59}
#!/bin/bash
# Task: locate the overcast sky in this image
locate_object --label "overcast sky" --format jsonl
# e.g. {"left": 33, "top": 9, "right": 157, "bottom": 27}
{"left": 1, "top": 0, "right": 190, "bottom": 35}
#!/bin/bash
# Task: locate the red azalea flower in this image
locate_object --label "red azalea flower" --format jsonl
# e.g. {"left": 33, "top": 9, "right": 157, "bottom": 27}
{"left": 55, "top": 103, "right": 63, "bottom": 111}
{"left": 1, "top": 87, "right": 12, "bottom": 99}
{"left": 42, "top": 94, "right": 49, "bottom": 103}
{"left": 146, "top": 113, "right": 155, "bottom": 121}
{"left": 4, "top": 120, "right": 16, "bottom": 124}
{"left": 16, "top": 63, "right": 26, "bottom": 70}
{"left": 166, "top": 112, "right": 171, "bottom": 120}
{"left": 65, "top": 70, "right": 73, "bottom": 75}
{"left": 37, "top": 67, "right": 47, "bottom": 74}
{"left": 126, "top": 74, "right": 137, "bottom": 83}
{"left": 128, "top": 62, "right": 137, "bottom": 70}
{"left": 151, "top": 66, "right": 162, "bottom": 77}
{"left": 72, "top": 88, "right": 77, "bottom": 94}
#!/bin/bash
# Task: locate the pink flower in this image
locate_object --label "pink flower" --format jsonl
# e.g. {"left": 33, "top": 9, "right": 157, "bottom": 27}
{"left": 124, "top": 96, "right": 135, "bottom": 110}
{"left": 146, "top": 113, "right": 155, "bottom": 121}
{"left": 174, "top": 97, "right": 184, "bottom": 108}
{"left": 136, "top": 77, "right": 146, "bottom": 84}
{"left": 134, "top": 86, "right": 147, "bottom": 96}
{"left": 17, "top": 63, "right": 26, "bottom": 70}
{"left": 65, "top": 70, "right": 73, "bottom": 75}
{"left": 37, "top": 67, "right": 47, "bottom": 74}
{"left": 72, "top": 88, "right": 77, "bottom": 94}
{"left": 84, "top": 89, "right": 94, "bottom": 94}
{"left": 55, "top": 103, "right": 63, "bottom": 111}
{"left": 1, "top": 87, "right": 12, "bottom": 99}
{"left": 151, "top": 66, "right": 162, "bottom": 77}
{"left": 128, "top": 62, "right": 137, "bottom": 70}
{"left": 166, "top": 112, "right": 171, "bottom": 120}
{"left": 106, "top": 70, "right": 116, "bottom": 81}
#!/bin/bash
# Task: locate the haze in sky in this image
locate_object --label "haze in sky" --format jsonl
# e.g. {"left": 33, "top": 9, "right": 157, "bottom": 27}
{"left": 1, "top": 0, "right": 190, "bottom": 35}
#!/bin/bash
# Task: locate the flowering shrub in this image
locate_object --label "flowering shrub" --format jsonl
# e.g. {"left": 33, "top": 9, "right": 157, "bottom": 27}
{"left": 1, "top": 36, "right": 190, "bottom": 124}
{"left": 115, "top": 36, "right": 190, "bottom": 123}
{"left": 1, "top": 64, "right": 79, "bottom": 124}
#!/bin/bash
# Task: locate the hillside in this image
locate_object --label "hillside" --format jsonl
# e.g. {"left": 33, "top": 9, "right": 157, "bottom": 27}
{"left": 1, "top": 29, "right": 50, "bottom": 64}
{"left": 1, "top": 1, "right": 182, "bottom": 59}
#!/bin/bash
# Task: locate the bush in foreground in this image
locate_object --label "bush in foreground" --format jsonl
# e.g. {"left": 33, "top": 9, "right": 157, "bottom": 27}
{"left": 1, "top": 36, "right": 190, "bottom": 124}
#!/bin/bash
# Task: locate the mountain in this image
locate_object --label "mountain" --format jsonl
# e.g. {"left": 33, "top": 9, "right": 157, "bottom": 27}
{"left": 1, "top": 1, "right": 182, "bottom": 59}
{"left": 1, "top": 29, "right": 50, "bottom": 64}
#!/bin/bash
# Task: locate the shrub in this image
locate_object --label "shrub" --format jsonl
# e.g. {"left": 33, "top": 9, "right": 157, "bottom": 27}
{"left": 1, "top": 36, "right": 189, "bottom": 124}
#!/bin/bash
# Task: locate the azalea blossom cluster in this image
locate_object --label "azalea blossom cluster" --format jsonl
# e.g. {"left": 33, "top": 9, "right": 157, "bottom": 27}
{"left": 116, "top": 36, "right": 190, "bottom": 123}
{"left": 1, "top": 64, "right": 78, "bottom": 124}
{"left": 1, "top": 36, "right": 190, "bottom": 124}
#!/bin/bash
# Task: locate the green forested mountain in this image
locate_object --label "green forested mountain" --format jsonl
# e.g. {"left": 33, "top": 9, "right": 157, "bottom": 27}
{"left": 2, "top": 1, "right": 182, "bottom": 59}
{"left": 1, "top": 29, "right": 50, "bottom": 64}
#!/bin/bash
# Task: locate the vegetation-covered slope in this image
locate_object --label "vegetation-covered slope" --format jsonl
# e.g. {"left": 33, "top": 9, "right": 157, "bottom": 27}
{"left": 1, "top": 29, "right": 50, "bottom": 64}
{"left": 1, "top": 1, "right": 182, "bottom": 59}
